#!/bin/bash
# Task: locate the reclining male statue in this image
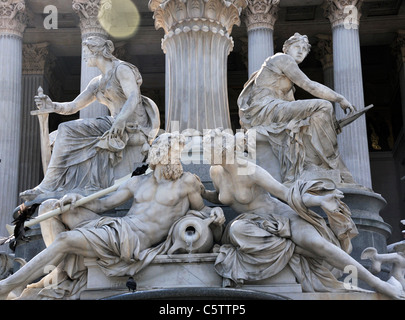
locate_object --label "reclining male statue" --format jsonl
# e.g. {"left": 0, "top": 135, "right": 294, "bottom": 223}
{"left": 0, "top": 133, "right": 225, "bottom": 300}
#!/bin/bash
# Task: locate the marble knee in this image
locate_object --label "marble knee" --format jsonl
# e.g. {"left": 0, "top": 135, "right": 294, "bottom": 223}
{"left": 315, "top": 100, "right": 334, "bottom": 118}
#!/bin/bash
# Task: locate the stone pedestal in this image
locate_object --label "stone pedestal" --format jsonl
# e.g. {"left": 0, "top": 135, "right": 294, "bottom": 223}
{"left": 73, "top": 0, "right": 110, "bottom": 119}
{"left": 82, "top": 253, "right": 389, "bottom": 300}
{"left": 0, "top": 0, "right": 26, "bottom": 239}
{"left": 82, "top": 254, "right": 223, "bottom": 299}
{"left": 244, "top": 0, "right": 280, "bottom": 76}
{"left": 82, "top": 254, "right": 300, "bottom": 300}
{"left": 149, "top": 0, "right": 247, "bottom": 132}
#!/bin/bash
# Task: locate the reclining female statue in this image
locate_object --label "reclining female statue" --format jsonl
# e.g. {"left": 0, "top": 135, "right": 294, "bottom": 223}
{"left": 202, "top": 130, "right": 405, "bottom": 300}
{"left": 20, "top": 36, "right": 160, "bottom": 202}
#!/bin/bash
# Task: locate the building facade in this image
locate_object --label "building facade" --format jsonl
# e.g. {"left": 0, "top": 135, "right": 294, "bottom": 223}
{"left": 0, "top": 0, "right": 404, "bottom": 247}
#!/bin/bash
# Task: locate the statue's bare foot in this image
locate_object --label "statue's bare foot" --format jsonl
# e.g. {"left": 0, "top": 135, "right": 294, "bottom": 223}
{"left": 0, "top": 282, "right": 13, "bottom": 300}
{"left": 376, "top": 277, "right": 405, "bottom": 300}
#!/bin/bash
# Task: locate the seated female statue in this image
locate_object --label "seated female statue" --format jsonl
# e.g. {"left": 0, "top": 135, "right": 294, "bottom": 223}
{"left": 238, "top": 33, "right": 355, "bottom": 185}
{"left": 20, "top": 36, "right": 160, "bottom": 202}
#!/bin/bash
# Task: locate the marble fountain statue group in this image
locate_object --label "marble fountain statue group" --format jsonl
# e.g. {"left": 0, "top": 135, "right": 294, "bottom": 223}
{"left": 0, "top": 33, "right": 404, "bottom": 300}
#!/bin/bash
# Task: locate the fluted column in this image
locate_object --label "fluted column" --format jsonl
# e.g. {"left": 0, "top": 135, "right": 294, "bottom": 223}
{"left": 244, "top": 0, "right": 279, "bottom": 76}
{"left": 314, "top": 34, "right": 334, "bottom": 89}
{"left": 0, "top": 0, "right": 26, "bottom": 236}
{"left": 73, "top": 0, "right": 109, "bottom": 118}
{"left": 19, "top": 43, "right": 51, "bottom": 197}
{"left": 149, "top": 0, "right": 248, "bottom": 132}
{"left": 324, "top": 0, "right": 372, "bottom": 189}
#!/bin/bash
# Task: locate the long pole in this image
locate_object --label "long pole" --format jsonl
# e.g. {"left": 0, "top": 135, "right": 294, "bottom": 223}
{"left": 5, "top": 173, "right": 136, "bottom": 235}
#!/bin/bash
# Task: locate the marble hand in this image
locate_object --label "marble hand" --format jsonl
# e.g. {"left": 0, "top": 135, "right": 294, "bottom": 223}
{"left": 209, "top": 207, "right": 225, "bottom": 225}
{"left": 33, "top": 87, "right": 55, "bottom": 114}
{"left": 52, "top": 193, "right": 83, "bottom": 211}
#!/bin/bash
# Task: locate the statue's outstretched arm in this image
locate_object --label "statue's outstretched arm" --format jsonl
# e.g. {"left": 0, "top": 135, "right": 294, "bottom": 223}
{"left": 54, "top": 77, "right": 99, "bottom": 115}
{"left": 278, "top": 55, "right": 355, "bottom": 114}
{"left": 34, "top": 77, "right": 98, "bottom": 116}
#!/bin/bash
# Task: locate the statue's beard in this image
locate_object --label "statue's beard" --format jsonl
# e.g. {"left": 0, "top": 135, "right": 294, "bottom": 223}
{"left": 160, "top": 163, "right": 183, "bottom": 181}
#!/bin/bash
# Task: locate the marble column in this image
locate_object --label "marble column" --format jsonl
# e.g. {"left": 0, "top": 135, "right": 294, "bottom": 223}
{"left": 149, "top": 0, "right": 248, "bottom": 133}
{"left": 314, "top": 34, "right": 334, "bottom": 89}
{"left": 19, "top": 43, "right": 51, "bottom": 196}
{"left": 0, "top": 0, "right": 26, "bottom": 237}
{"left": 323, "top": 0, "right": 372, "bottom": 189}
{"left": 244, "top": 0, "right": 280, "bottom": 77}
{"left": 73, "top": 0, "right": 109, "bottom": 119}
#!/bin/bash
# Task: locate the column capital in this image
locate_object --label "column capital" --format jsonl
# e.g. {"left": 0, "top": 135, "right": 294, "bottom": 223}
{"left": 243, "top": 0, "right": 280, "bottom": 31}
{"left": 22, "top": 42, "right": 50, "bottom": 75}
{"left": 149, "top": 0, "right": 248, "bottom": 35}
{"left": 72, "top": 0, "right": 108, "bottom": 38}
{"left": 322, "top": 0, "right": 363, "bottom": 29}
{"left": 0, "top": 0, "right": 27, "bottom": 37}
{"left": 313, "top": 34, "right": 333, "bottom": 70}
